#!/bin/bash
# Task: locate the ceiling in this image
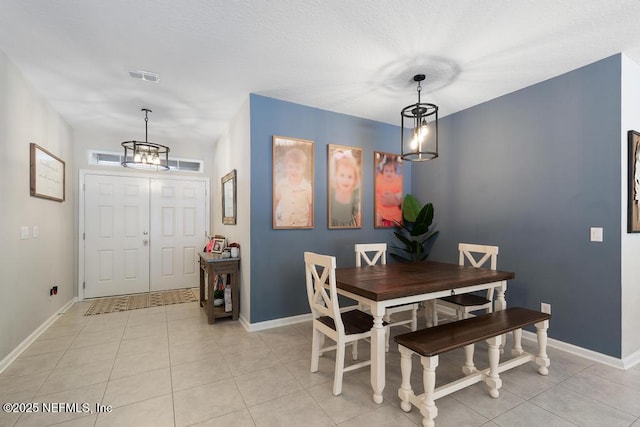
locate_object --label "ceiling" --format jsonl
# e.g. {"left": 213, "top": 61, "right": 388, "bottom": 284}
{"left": 2, "top": 1, "right": 640, "bottom": 150}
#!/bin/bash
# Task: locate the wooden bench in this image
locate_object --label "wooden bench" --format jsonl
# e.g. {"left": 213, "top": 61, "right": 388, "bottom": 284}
{"left": 394, "top": 307, "right": 551, "bottom": 427}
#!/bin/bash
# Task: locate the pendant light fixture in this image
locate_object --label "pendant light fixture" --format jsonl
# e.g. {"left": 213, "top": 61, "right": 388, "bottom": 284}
{"left": 400, "top": 74, "right": 439, "bottom": 161}
{"left": 121, "top": 108, "right": 170, "bottom": 171}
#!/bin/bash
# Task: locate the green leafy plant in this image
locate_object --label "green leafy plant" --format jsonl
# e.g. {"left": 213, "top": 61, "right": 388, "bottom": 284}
{"left": 213, "top": 289, "right": 224, "bottom": 300}
{"left": 390, "top": 194, "right": 439, "bottom": 262}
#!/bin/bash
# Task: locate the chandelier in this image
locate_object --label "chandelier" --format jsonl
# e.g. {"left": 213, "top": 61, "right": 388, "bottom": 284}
{"left": 121, "top": 108, "right": 170, "bottom": 171}
{"left": 400, "top": 74, "right": 439, "bottom": 161}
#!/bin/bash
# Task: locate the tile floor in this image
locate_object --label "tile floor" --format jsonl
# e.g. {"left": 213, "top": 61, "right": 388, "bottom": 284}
{"left": 1, "top": 296, "right": 640, "bottom": 427}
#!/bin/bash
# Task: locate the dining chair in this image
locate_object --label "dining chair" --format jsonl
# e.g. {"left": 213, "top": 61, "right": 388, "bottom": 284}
{"left": 304, "top": 251, "right": 374, "bottom": 396}
{"left": 430, "top": 243, "right": 499, "bottom": 326}
{"left": 355, "top": 243, "right": 418, "bottom": 351}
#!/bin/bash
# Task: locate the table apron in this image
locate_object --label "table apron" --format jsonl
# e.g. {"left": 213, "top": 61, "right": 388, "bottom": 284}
{"left": 338, "top": 280, "right": 507, "bottom": 316}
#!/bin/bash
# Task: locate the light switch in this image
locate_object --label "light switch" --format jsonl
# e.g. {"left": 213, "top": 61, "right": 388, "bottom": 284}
{"left": 20, "top": 226, "right": 29, "bottom": 239}
{"left": 590, "top": 227, "right": 603, "bottom": 242}
{"left": 32, "top": 225, "right": 39, "bottom": 238}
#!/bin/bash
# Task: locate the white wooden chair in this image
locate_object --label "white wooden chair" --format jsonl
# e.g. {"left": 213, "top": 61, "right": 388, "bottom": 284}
{"left": 355, "top": 243, "right": 418, "bottom": 351}
{"left": 304, "top": 251, "right": 373, "bottom": 396}
{"left": 431, "top": 243, "right": 499, "bottom": 326}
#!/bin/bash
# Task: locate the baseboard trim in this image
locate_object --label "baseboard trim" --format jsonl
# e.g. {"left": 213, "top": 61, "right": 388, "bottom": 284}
{"left": 521, "top": 330, "right": 637, "bottom": 370}
{"left": 244, "top": 313, "right": 312, "bottom": 332}
{"left": 0, "top": 298, "right": 76, "bottom": 375}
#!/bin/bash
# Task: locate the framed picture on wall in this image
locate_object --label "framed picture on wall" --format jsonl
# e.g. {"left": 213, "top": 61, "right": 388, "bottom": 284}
{"left": 222, "top": 169, "right": 236, "bottom": 225}
{"left": 30, "top": 143, "right": 65, "bottom": 202}
{"left": 628, "top": 130, "right": 640, "bottom": 232}
{"left": 328, "top": 144, "right": 362, "bottom": 229}
{"left": 272, "top": 135, "right": 314, "bottom": 229}
{"left": 374, "top": 151, "right": 403, "bottom": 228}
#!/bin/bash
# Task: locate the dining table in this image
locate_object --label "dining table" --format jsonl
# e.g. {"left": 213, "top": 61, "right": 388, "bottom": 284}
{"left": 334, "top": 260, "right": 515, "bottom": 404}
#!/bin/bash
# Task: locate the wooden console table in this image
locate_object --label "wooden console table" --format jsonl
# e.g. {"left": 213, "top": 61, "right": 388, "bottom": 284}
{"left": 198, "top": 252, "right": 240, "bottom": 324}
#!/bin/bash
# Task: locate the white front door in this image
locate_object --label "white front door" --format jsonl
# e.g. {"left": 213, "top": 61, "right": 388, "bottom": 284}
{"left": 149, "top": 179, "right": 207, "bottom": 291}
{"left": 84, "top": 175, "right": 150, "bottom": 298}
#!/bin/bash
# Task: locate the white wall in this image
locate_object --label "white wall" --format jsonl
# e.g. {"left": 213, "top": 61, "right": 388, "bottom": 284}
{"left": 0, "top": 50, "right": 75, "bottom": 362}
{"left": 621, "top": 54, "right": 640, "bottom": 359}
{"left": 211, "top": 96, "right": 251, "bottom": 323}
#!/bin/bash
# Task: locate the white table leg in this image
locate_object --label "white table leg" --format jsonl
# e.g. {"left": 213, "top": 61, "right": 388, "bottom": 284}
{"left": 494, "top": 282, "right": 508, "bottom": 352}
{"left": 370, "top": 303, "right": 386, "bottom": 404}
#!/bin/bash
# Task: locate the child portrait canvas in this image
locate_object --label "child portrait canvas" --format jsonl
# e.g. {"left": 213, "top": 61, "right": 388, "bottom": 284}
{"left": 272, "top": 135, "right": 314, "bottom": 229}
{"left": 328, "top": 144, "right": 362, "bottom": 229}
{"left": 374, "top": 151, "right": 403, "bottom": 228}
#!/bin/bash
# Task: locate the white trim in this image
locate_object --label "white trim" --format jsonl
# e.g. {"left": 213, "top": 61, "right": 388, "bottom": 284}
{"left": 0, "top": 298, "right": 76, "bottom": 375}
{"left": 243, "top": 313, "right": 313, "bottom": 332}
{"left": 521, "top": 330, "right": 635, "bottom": 370}
{"left": 78, "top": 169, "right": 211, "bottom": 301}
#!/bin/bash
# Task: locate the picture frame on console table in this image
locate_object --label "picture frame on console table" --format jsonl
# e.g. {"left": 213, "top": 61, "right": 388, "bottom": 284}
{"left": 629, "top": 130, "right": 640, "bottom": 232}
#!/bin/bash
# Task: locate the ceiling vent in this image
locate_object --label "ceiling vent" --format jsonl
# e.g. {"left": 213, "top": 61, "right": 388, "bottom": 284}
{"left": 129, "top": 69, "right": 160, "bottom": 83}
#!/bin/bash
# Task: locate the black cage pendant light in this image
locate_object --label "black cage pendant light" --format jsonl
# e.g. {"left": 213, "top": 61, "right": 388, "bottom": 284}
{"left": 400, "top": 74, "right": 439, "bottom": 161}
{"left": 121, "top": 108, "right": 170, "bottom": 171}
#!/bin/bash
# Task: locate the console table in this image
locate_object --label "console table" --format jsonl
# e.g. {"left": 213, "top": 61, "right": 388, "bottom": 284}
{"left": 198, "top": 252, "right": 240, "bottom": 324}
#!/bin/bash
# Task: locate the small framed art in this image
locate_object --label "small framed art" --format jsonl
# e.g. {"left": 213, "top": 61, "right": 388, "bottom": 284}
{"left": 30, "top": 143, "right": 65, "bottom": 202}
{"left": 628, "top": 130, "right": 640, "bottom": 232}
{"left": 327, "top": 144, "right": 362, "bottom": 229}
{"left": 374, "top": 151, "right": 403, "bottom": 228}
{"left": 272, "top": 135, "right": 314, "bottom": 229}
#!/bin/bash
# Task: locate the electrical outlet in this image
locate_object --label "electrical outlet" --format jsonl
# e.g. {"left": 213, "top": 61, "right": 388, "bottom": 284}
{"left": 541, "top": 303, "right": 551, "bottom": 314}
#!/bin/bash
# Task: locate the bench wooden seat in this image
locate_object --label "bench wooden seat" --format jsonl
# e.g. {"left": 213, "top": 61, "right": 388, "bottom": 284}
{"left": 394, "top": 307, "right": 551, "bottom": 427}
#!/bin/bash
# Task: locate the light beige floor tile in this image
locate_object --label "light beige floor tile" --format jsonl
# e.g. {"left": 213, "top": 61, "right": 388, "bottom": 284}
{"left": 171, "top": 357, "right": 231, "bottom": 391}
{"left": 307, "top": 373, "right": 380, "bottom": 424}
{"left": 36, "top": 360, "right": 113, "bottom": 396}
{"left": 102, "top": 368, "right": 172, "bottom": 408}
{"left": 221, "top": 347, "right": 281, "bottom": 377}
{"left": 0, "top": 371, "right": 49, "bottom": 398}
{"left": 57, "top": 342, "right": 120, "bottom": 368}
{"left": 48, "top": 414, "right": 98, "bottom": 426}
{"left": 117, "top": 334, "right": 169, "bottom": 357}
{"left": 123, "top": 321, "right": 168, "bottom": 340}
{"left": 561, "top": 370, "right": 640, "bottom": 416}
{"left": 216, "top": 333, "right": 269, "bottom": 355}
{"left": 249, "top": 390, "right": 333, "bottom": 427}
{"left": 190, "top": 408, "right": 256, "bottom": 426}
{"left": 531, "top": 384, "right": 637, "bottom": 426}
{"left": 173, "top": 378, "right": 246, "bottom": 427}
{"left": 337, "top": 403, "right": 419, "bottom": 427}
{"left": 492, "top": 401, "right": 576, "bottom": 427}
{"left": 234, "top": 364, "right": 303, "bottom": 407}
{"left": 1, "top": 351, "right": 65, "bottom": 378}
{"left": 449, "top": 381, "right": 525, "bottom": 420}
{"left": 110, "top": 348, "right": 170, "bottom": 380}
{"left": 70, "top": 328, "right": 125, "bottom": 349}
{"left": 14, "top": 382, "right": 106, "bottom": 427}
{"left": 95, "top": 393, "right": 174, "bottom": 427}
{"left": 285, "top": 356, "right": 334, "bottom": 389}
{"left": 20, "top": 335, "right": 76, "bottom": 357}
{"left": 169, "top": 337, "right": 220, "bottom": 366}
{"left": 586, "top": 362, "right": 640, "bottom": 391}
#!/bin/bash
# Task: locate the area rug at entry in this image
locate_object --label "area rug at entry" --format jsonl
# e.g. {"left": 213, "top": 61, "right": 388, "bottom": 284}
{"left": 85, "top": 288, "right": 198, "bottom": 315}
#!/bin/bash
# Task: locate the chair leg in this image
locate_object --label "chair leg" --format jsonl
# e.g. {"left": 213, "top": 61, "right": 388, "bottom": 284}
{"left": 311, "top": 327, "right": 321, "bottom": 372}
{"left": 333, "top": 339, "right": 346, "bottom": 396}
{"left": 431, "top": 300, "right": 438, "bottom": 326}
{"left": 384, "top": 312, "right": 391, "bottom": 352}
{"left": 352, "top": 340, "right": 358, "bottom": 360}
{"left": 410, "top": 304, "right": 418, "bottom": 331}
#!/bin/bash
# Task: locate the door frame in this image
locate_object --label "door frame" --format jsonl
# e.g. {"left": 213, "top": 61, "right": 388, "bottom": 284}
{"left": 78, "top": 169, "right": 210, "bottom": 301}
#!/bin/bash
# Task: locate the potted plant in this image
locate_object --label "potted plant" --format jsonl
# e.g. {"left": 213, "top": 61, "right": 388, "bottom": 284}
{"left": 390, "top": 194, "right": 439, "bottom": 262}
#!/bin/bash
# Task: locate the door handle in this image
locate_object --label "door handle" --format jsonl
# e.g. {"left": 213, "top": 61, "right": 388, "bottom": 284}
{"left": 143, "top": 239, "right": 149, "bottom": 246}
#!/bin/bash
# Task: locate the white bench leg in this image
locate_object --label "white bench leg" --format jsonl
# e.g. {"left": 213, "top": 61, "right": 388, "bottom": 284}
{"left": 511, "top": 328, "right": 524, "bottom": 356}
{"left": 420, "top": 355, "right": 439, "bottom": 427}
{"left": 535, "top": 320, "right": 550, "bottom": 375}
{"left": 398, "top": 345, "right": 414, "bottom": 412}
{"left": 462, "top": 343, "right": 477, "bottom": 375}
{"left": 485, "top": 335, "right": 503, "bottom": 398}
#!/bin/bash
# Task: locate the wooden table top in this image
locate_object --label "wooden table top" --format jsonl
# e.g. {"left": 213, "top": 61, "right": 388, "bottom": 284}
{"left": 335, "top": 261, "right": 515, "bottom": 302}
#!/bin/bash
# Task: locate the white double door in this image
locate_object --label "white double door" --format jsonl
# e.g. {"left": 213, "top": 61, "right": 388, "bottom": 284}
{"left": 83, "top": 174, "right": 208, "bottom": 298}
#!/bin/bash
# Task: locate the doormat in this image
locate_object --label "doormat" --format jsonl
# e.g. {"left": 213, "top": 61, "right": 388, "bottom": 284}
{"left": 85, "top": 288, "right": 198, "bottom": 316}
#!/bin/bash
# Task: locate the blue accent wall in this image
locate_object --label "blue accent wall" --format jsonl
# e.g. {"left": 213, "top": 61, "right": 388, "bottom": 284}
{"left": 413, "top": 55, "right": 622, "bottom": 357}
{"left": 249, "top": 94, "right": 410, "bottom": 322}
